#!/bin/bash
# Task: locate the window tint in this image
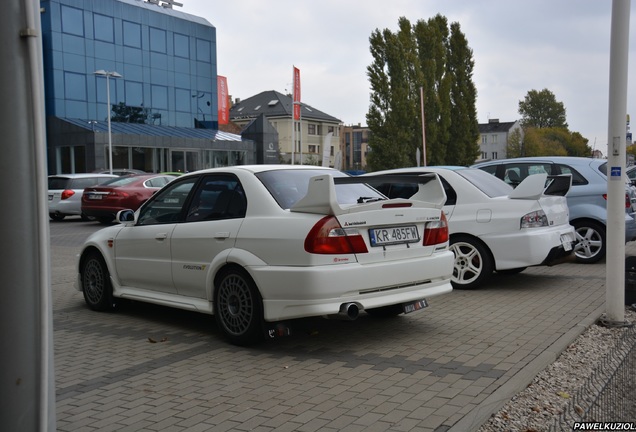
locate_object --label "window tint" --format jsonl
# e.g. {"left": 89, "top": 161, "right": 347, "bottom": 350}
{"left": 186, "top": 175, "right": 246, "bottom": 222}
{"left": 257, "top": 169, "right": 383, "bottom": 209}
{"left": 556, "top": 164, "right": 588, "bottom": 186}
{"left": 456, "top": 169, "right": 513, "bottom": 197}
{"left": 123, "top": 21, "right": 141, "bottom": 48}
{"left": 137, "top": 178, "right": 197, "bottom": 225}
{"left": 71, "top": 177, "right": 111, "bottom": 189}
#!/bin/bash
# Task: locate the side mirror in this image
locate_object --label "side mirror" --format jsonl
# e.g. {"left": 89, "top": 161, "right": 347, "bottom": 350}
{"left": 116, "top": 209, "right": 135, "bottom": 223}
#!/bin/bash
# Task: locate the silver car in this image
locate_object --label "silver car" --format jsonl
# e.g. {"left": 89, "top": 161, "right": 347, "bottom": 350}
{"left": 48, "top": 173, "right": 117, "bottom": 221}
{"left": 472, "top": 156, "right": 636, "bottom": 263}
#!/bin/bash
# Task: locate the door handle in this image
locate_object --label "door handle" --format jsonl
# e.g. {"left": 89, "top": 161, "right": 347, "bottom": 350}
{"left": 155, "top": 233, "right": 168, "bottom": 240}
{"left": 215, "top": 232, "right": 230, "bottom": 239}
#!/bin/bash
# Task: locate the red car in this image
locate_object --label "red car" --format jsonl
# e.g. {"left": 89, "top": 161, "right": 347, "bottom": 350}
{"left": 82, "top": 174, "right": 176, "bottom": 224}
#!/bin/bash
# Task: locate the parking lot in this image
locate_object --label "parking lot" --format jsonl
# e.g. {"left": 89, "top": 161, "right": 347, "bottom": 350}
{"left": 50, "top": 218, "right": 624, "bottom": 432}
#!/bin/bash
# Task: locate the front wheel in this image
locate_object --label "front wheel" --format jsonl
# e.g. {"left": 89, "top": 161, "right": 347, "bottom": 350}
{"left": 449, "top": 236, "right": 494, "bottom": 290}
{"left": 214, "top": 268, "right": 264, "bottom": 346}
{"left": 49, "top": 213, "right": 65, "bottom": 221}
{"left": 81, "top": 251, "right": 114, "bottom": 311}
{"left": 572, "top": 220, "right": 606, "bottom": 264}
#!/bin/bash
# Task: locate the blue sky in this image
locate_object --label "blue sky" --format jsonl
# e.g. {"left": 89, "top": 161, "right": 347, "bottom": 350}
{"left": 181, "top": 0, "right": 636, "bottom": 154}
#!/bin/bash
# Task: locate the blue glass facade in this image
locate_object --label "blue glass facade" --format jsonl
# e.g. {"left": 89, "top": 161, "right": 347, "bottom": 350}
{"left": 40, "top": 0, "right": 218, "bottom": 128}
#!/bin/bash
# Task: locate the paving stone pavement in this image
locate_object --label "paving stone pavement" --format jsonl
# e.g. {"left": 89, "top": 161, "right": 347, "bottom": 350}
{"left": 49, "top": 218, "right": 632, "bottom": 431}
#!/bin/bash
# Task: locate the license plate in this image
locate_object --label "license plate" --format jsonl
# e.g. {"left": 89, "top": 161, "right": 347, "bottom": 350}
{"left": 88, "top": 194, "right": 103, "bottom": 200}
{"left": 561, "top": 235, "right": 573, "bottom": 251}
{"left": 48, "top": 194, "right": 53, "bottom": 201}
{"left": 402, "top": 299, "right": 428, "bottom": 314}
{"left": 369, "top": 225, "right": 419, "bottom": 246}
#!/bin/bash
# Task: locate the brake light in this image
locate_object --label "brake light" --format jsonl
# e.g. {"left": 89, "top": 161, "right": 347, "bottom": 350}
{"left": 109, "top": 191, "right": 130, "bottom": 198}
{"left": 304, "top": 216, "right": 368, "bottom": 254}
{"left": 602, "top": 193, "right": 631, "bottom": 209}
{"left": 61, "top": 190, "right": 75, "bottom": 200}
{"left": 423, "top": 212, "right": 449, "bottom": 246}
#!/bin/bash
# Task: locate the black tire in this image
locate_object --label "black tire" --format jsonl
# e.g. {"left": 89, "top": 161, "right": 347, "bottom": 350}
{"left": 49, "top": 213, "right": 65, "bottom": 221}
{"left": 81, "top": 251, "right": 114, "bottom": 311}
{"left": 214, "top": 268, "right": 264, "bottom": 346}
{"left": 496, "top": 267, "right": 527, "bottom": 275}
{"left": 365, "top": 304, "right": 403, "bottom": 318}
{"left": 572, "top": 220, "right": 606, "bottom": 264}
{"left": 449, "top": 235, "right": 494, "bottom": 290}
{"left": 80, "top": 213, "right": 94, "bottom": 221}
{"left": 97, "top": 216, "right": 114, "bottom": 225}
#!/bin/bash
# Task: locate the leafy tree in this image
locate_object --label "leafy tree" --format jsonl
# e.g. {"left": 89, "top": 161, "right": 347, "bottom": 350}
{"left": 518, "top": 89, "right": 568, "bottom": 129}
{"left": 510, "top": 127, "right": 591, "bottom": 157}
{"left": 366, "top": 15, "right": 478, "bottom": 169}
{"left": 110, "top": 102, "right": 148, "bottom": 124}
{"left": 446, "top": 22, "right": 480, "bottom": 165}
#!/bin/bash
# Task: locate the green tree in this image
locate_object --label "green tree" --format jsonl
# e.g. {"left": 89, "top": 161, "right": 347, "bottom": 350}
{"left": 414, "top": 15, "right": 450, "bottom": 166}
{"left": 446, "top": 22, "right": 480, "bottom": 165}
{"left": 366, "top": 18, "right": 422, "bottom": 170}
{"left": 518, "top": 89, "right": 568, "bottom": 129}
{"left": 514, "top": 127, "right": 591, "bottom": 157}
{"left": 367, "top": 15, "right": 478, "bottom": 169}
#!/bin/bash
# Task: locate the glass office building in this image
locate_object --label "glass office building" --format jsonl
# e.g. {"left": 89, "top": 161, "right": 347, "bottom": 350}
{"left": 40, "top": 0, "right": 253, "bottom": 174}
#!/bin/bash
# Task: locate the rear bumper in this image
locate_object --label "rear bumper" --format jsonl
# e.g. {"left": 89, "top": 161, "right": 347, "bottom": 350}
{"left": 249, "top": 250, "right": 455, "bottom": 322}
{"left": 483, "top": 225, "right": 576, "bottom": 270}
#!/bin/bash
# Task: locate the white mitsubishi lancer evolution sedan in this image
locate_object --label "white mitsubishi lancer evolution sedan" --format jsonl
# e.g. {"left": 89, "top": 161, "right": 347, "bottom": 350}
{"left": 76, "top": 165, "right": 454, "bottom": 345}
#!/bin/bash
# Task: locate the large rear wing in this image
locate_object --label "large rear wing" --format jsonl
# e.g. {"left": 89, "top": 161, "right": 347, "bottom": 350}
{"left": 290, "top": 173, "right": 447, "bottom": 216}
{"left": 509, "top": 173, "right": 572, "bottom": 200}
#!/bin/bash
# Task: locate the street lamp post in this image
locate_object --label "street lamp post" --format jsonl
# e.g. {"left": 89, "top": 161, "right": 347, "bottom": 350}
{"left": 94, "top": 70, "right": 122, "bottom": 174}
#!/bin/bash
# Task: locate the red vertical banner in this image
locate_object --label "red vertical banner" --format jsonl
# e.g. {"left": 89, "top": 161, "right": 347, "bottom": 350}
{"left": 293, "top": 66, "right": 301, "bottom": 120}
{"left": 217, "top": 76, "right": 229, "bottom": 125}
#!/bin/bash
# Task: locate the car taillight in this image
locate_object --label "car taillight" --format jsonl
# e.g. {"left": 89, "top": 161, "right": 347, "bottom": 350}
{"left": 602, "top": 193, "right": 631, "bottom": 209}
{"left": 423, "top": 212, "right": 449, "bottom": 246}
{"left": 61, "top": 190, "right": 75, "bottom": 200}
{"left": 109, "top": 191, "right": 130, "bottom": 198}
{"left": 520, "top": 210, "right": 548, "bottom": 228}
{"left": 304, "top": 216, "right": 368, "bottom": 254}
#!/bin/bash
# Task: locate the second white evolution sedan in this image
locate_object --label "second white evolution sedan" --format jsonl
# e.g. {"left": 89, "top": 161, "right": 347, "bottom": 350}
{"left": 364, "top": 167, "right": 577, "bottom": 290}
{"left": 76, "top": 165, "right": 455, "bottom": 345}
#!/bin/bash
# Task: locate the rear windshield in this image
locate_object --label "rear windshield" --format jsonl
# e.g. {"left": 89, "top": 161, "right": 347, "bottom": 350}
{"left": 455, "top": 168, "right": 513, "bottom": 197}
{"left": 48, "top": 176, "right": 112, "bottom": 190}
{"left": 101, "top": 176, "right": 140, "bottom": 187}
{"left": 256, "top": 169, "right": 384, "bottom": 209}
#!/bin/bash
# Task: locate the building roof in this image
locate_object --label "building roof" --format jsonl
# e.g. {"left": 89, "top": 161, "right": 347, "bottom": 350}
{"left": 65, "top": 118, "right": 242, "bottom": 141}
{"left": 230, "top": 90, "right": 341, "bottom": 123}
{"left": 117, "top": 0, "right": 213, "bottom": 27}
{"left": 479, "top": 119, "right": 518, "bottom": 134}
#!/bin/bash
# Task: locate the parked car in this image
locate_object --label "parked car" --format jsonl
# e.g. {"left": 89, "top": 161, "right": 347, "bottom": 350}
{"left": 81, "top": 174, "right": 176, "bottom": 224}
{"left": 48, "top": 173, "right": 118, "bottom": 221}
{"left": 472, "top": 157, "right": 636, "bottom": 264}
{"left": 627, "top": 165, "right": 636, "bottom": 186}
{"left": 75, "top": 165, "right": 454, "bottom": 345}
{"left": 363, "top": 167, "right": 576, "bottom": 289}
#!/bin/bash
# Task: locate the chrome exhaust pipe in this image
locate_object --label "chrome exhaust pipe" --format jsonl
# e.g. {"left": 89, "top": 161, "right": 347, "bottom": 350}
{"left": 324, "top": 302, "right": 362, "bottom": 320}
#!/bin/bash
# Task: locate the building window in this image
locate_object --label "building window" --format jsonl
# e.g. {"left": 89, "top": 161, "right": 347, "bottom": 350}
{"left": 93, "top": 14, "right": 114, "bottom": 43}
{"left": 151, "top": 85, "right": 168, "bottom": 110}
{"left": 328, "top": 126, "right": 335, "bottom": 134}
{"left": 481, "top": 135, "right": 487, "bottom": 144}
{"left": 482, "top": 152, "right": 488, "bottom": 159}
{"left": 150, "top": 27, "right": 167, "bottom": 53}
{"left": 491, "top": 135, "right": 498, "bottom": 144}
{"left": 64, "top": 72, "right": 86, "bottom": 101}
{"left": 492, "top": 152, "right": 498, "bottom": 159}
{"left": 123, "top": 21, "right": 141, "bottom": 48}
{"left": 196, "top": 38, "right": 211, "bottom": 62}
{"left": 308, "top": 124, "right": 316, "bottom": 135}
{"left": 125, "top": 81, "right": 143, "bottom": 107}
{"left": 175, "top": 88, "right": 190, "bottom": 112}
{"left": 61, "top": 5, "right": 84, "bottom": 36}
{"left": 174, "top": 33, "right": 189, "bottom": 58}
{"left": 308, "top": 145, "right": 317, "bottom": 153}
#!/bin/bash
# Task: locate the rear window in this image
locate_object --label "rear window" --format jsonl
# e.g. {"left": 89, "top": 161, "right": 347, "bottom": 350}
{"left": 70, "top": 177, "right": 113, "bottom": 189}
{"left": 48, "top": 177, "right": 70, "bottom": 190}
{"left": 256, "top": 169, "right": 384, "bottom": 209}
{"left": 101, "top": 176, "right": 140, "bottom": 187}
{"left": 455, "top": 169, "right": 513, "bottom": 197}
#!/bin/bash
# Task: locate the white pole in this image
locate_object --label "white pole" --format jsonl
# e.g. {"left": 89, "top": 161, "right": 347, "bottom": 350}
{"left": 606, "top": 0, "right": 630, "bottom": 324}
{"left": 106, "top": 74, "right": 113, "bottom": 175}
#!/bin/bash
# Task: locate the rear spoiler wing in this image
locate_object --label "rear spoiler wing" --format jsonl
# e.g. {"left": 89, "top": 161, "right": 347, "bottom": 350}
{"left": 290, "top": 173, "right": 447, "bottom": 216}
{"left": 509, "top": 173, "right": 571, "bottom": 200}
